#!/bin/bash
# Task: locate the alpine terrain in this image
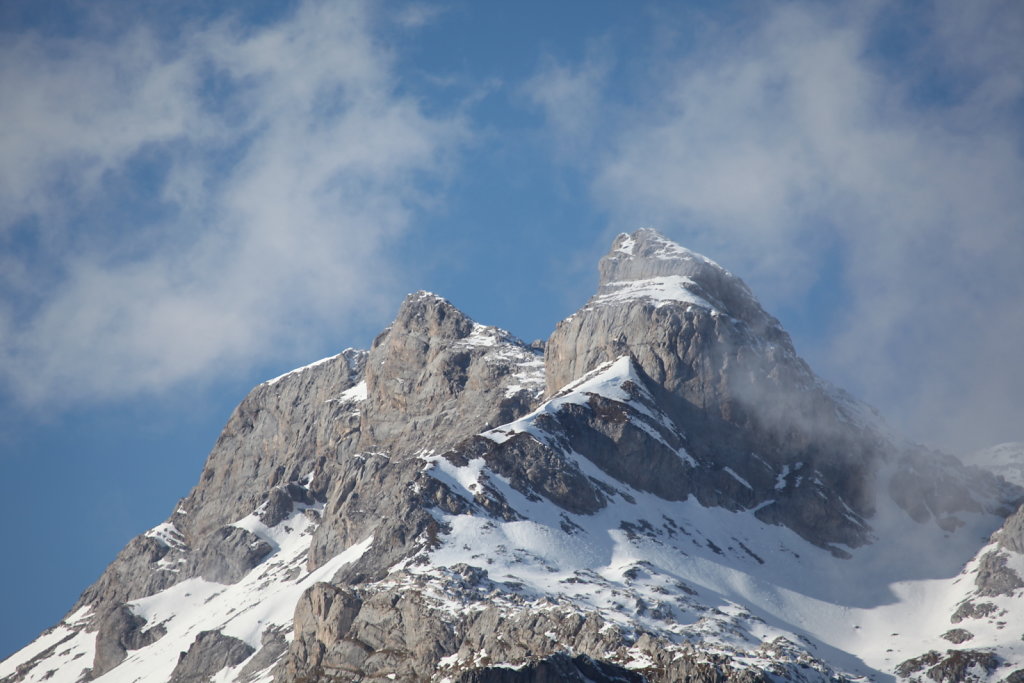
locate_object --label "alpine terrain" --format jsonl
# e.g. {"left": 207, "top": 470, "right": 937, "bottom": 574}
{"left": 4, "top": 228, "right": 1024, "bottom": 683}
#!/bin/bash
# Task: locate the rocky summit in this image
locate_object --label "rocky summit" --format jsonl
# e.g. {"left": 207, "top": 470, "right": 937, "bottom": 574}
{"left": 3, "top": 228, "right": 1024, "bottom": 683}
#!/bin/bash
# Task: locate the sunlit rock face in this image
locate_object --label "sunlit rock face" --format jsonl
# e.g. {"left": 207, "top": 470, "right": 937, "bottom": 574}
{"left": 3, "top": 229, "right": 1022, "bottom": 683}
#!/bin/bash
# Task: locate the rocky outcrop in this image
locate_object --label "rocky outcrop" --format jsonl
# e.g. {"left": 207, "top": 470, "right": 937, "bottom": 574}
{"left": 547, "top": 230, "right": 802, "bottom": 405}
{"left": 61, "top": 301, "right": 546, "bottom": 632}
{"left": 895, "top": 649, "right": 1001, "bottom": 682}
{"left": 280, "top": 583, "right": 459, "bottom": 682}
{"left": 974, "top": 551, "right": 1024, "bottom": 597}
{"left": 73, "top": 534, "right": 181, "bottom": 620}
{"left": 279, "top": 580, "right": 791, "bottom": 683}
{"left": 178, "top": 347, "right": 369, "bottom": 543}
{"left": 940, "top": 628, "right": 974, "bottom": 644}
{"left": 950, "top": 600, "right": 998, "bottom": 624}
{"left": 542, "top": 230, "right": 1018, "bottom": 550}
{"left": 359, "top": 291, "right": 543, "bottom": 456}
{"left": 997, "top": 503, "right": 1024, "bottom": 554}
{"left": 236, "top": 628, "right": 288, "bottom": 683}
{"left": 91, "top": 605, "right": 165, "bottom": 677}
{"left": 186, "top": 526, "right": 274, "bottom": 584}
{"left": 168, "top": 630, "right": 255, "bottom": 683}
{"left": 444, "top": 433, "right": 607, "bottom": 516}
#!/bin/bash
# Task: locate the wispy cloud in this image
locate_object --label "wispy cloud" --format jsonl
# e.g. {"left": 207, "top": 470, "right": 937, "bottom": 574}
{"left": 0, "top": 1, "right": 467, "bottom": 405}
{"left": 522, "top": 48, "right": 611, "bottom": 158}
{"left": 529, "top": 0, "right": 1024, "bottom": 452}
{"left": 392, "top": 2, "right": 449, "bottom": 29}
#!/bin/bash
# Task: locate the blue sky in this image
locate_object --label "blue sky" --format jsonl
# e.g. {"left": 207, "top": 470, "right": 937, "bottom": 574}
{"left": 1, "top": 0, "right": 1023, "bottom": 659}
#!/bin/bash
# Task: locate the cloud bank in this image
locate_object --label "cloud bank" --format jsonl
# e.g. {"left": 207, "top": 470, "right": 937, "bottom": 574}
{"left": 529, "top": 0, "right": 1024, "bottom": 452}
{"left": 0, "top": 1, "right": 465, "bottom": 405}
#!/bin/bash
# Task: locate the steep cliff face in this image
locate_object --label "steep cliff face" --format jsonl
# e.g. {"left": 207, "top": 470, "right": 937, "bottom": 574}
{"left": 2, "top": 230, "right": 1021, "bottom": 683}
{"left": 359, "top": 291, "right": 544, "bottom": 457}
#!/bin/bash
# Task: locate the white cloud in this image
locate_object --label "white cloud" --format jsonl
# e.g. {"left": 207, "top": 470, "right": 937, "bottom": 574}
{"left": 532, "top": 1, "right": 1024, "bottom": 452}
{"left": 522, "top": 49, "right": 610, "bottom": 158}
{"left": 392, "top": 2, "right": 448, "bottom": 29}
{"left": 0, "top": 0, "right": 467, "bottom": 405}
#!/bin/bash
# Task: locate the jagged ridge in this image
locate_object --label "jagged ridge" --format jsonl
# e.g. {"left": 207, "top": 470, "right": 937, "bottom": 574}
{"left": 3, "top": 229, "right": 1023, "bottom": 683}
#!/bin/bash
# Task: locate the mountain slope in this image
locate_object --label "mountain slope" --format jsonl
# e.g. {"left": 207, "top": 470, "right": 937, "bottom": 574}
{"left": 3, "top": 229, "right": 1022, "bottom": 683}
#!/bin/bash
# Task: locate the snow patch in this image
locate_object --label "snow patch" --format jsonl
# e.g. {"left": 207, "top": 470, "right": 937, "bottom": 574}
{"left": 338, "top": 380, "right": 368, "bottom": 403}
{"left": 591, "top": 275, "right": 716, "bottom": 311}
{"left": 264, "top": 353, "right": 340, "bottom": 386}
{"left": 88, "top": 511, "right": 373, "bottom": 683}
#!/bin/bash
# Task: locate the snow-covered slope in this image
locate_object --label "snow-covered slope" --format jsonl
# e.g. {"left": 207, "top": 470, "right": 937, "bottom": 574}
{"left": 3, "top": 229, "right": 1022, "bottom": 683}
{"left": 423, "top": 356, "right": 1024, "bottom": 680}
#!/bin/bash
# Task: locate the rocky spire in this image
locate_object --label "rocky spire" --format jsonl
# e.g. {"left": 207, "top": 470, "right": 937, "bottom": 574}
{"left": 595, "top": 228, "right": 779, "bottom": 335}
{"left": 358, "top": 290, "right": 545, "bottom": 456}
{"left": 545, "top": 228, "right": 795, "bottom": 398}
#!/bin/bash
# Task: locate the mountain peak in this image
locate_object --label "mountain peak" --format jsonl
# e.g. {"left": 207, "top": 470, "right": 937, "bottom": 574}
{"left": 594, "top": 228, "right": 772, "bottom": 332}
{"left": 383, "top": 290, "right": 475, "bottom": 345}
{"left": 600, "top": 228, "right": 726, "bottom": 284}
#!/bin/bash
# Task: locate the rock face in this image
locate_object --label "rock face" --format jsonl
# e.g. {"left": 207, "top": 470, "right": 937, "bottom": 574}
{"left": 168, "top": 631, "right": 255, "bottom": 683}
{"left": 2, "top": 229, "right": 1022, "bottom": 683}
{"left": 91, "top": 606, "right": 165, "bottom": 677}
{"left": 360, "top": 292, "right": 543, "bottom": 456}
{"left": 547, "top": 229, "right": 791, "bottom": 395}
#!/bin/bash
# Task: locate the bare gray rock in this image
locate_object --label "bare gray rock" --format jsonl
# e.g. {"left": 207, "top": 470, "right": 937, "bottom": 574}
{"left": 168, "top": 630, "right": 254, "bottom": 683}
{"left": 951, "top": 601, "right": 998, "bottom": 624}
{"left": 179, "top": 347, "right": 369, "bottom": 542}
{"left": 546, "top": 229, "right": 796, "bottom": 399}
{"left": 281, "top": 583, "right": 460, "bottom": 682}
{"left": 236, "top": 628, "right": 288, "bottom": 682}
{"left": 975, "top": 551, "right": 1024, "bottom": 597}
{"left": 91, "top": 605, "right": 165, "bottom": 677}
{"left": 998, "top": 503, "right": 1024, "bottom": 554}
{"left": 896, "top": 649, "right": 1000, "bottom": 682}
{"left": 446, "top": 433, "right": 607, "bottom": 515}
{"left": 73, "top": 534, "right": 181, "bottom": 622}
{"left": 65, "top": 348, "right": 370, "bottom": 625}
{"left": 541, "top": 231, "right": 883, "bottom": 550}
{"left": 186, "top": 526, "right": 273, "bottom": 584}
{"left": 941, "top": 628, "right": 974, "bottom": 644}
{"left": 359, "top": 291, "right": 543, "bottom": 457}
